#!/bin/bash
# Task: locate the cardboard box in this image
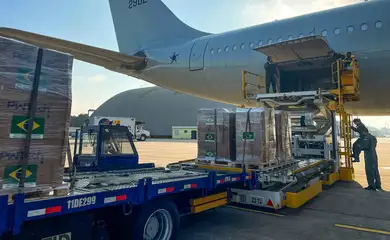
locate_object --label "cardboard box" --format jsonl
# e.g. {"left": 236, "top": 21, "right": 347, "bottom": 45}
{"left": 197, "top": 108, "right": 236, "bottom": 162}
{"left": 0, "top": 37, "right": 73, "bottom": 190}
{"left": 275, "top": 110, "right": 293, "bottom": 163}
{"left": 235, "top": 107, "right": 276, "bottom": 165}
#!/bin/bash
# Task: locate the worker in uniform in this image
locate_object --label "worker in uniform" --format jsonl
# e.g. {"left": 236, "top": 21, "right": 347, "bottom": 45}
{"left": 343, "top": 52, "right": 353, "bottom": 70}
{"left": 353, "top": 132, "right": 383, "bottom": 191}
{"left": 264, "top": 56, "right": 279, "bottom": 93}
{"left": 350, "top": 118, "right": 369, "bottom": 163}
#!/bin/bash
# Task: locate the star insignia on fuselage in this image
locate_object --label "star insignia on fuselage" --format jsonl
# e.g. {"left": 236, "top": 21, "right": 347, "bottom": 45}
{"left": 169, "top": 52, "right": 179, "bottom": 64}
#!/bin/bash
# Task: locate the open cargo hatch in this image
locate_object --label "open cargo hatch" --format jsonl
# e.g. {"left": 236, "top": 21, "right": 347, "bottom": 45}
{"left": 253, "top": 36, "right": 339, "bottom": 93}
{"left": 254, "top": 36, "right": 334, "bottom": 64}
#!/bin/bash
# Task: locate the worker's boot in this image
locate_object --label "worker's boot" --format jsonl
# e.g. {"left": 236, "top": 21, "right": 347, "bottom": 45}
{"left": 351, "top": 153, "right": 360, "bottom": 163}
{"left": 364, "top": 186, "right": 376, "bottom": 191}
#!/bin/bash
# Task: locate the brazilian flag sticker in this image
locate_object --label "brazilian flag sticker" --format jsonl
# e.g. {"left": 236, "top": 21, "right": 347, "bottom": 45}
{"left": 15, "top": 67, "right": 48, "bottom": 92}
{"left": 9, "top": 115, "right": 45, "bottom": 139}
{"left": 205, "top": 133, "right": 215, "bottom": 142}
{"left": 205, "top": 151, "right": 216, "bottom": 159}
{"left": 3, "top": 165, "right": 38, "bottom": 189}
{"left": 205, "top": 118, "right": 215, "bottom": 125}
{"left": 243, "top": 132, "right": 255, "bottom": 141}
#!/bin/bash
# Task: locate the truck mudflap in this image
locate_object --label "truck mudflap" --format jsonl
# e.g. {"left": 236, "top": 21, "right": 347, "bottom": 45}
{"left": 253, "top": 36, "right": 333, "bottom": 64}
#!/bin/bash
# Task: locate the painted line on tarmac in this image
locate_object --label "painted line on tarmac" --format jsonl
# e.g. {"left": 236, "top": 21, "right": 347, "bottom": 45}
{"left": 335, "top": 224, "right": 390, "bottom": 235}
{"left": 225, "top": 205, "right": 285, "bottom": 217}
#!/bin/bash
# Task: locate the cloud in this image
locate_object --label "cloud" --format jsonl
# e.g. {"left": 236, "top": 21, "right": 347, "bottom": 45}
{"left": 241, "top": 0, "right": 362, "bottom": 26}
{"left": 87, "top": 74, "right": 106, "bottom": 82}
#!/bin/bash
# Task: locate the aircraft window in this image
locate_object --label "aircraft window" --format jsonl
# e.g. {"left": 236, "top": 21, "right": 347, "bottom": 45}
{"left": 249, "top": 42, "right": 254, "bottom": 48}
{"left": 217, "top": 48, "right": 222, "bottom": 53}
{"left": 299, "top": 33, "right": 304, "bottom": 38}
{"left": 232, "top": 45, "right": 237, "bottom": 51}
{"left": 277, "top": 37, "right": 282, "bottom": 43}
{"left": 258, "top": 40, "right": 263, "bottom": 46}
{"left": 267, "top": 39, "right": 273, "bottom": 44}
{"left": 224, "top": 46, "right": 229, "bottom": 52}
{"left": 240, "top": 43, "right": 245, "bottom": 49}
{"left": 334, "top": 28, "right": 341, "bottom": 35}
{"left": 288, "top": 35, "right": 293, "bottom": 40}
{"left": 347, "top": 26, "right": 354, "bottom": 34}
{"left": 210, "top": 49, "right": 214, "bottom": 54}
{"left": 375, "top": 21, "right": 383, "bottom": 29}
{"left": 361, "top": 23, "right": 368, "bottom": 31}
{"left": 321, "top": 30, "right": 328, "bottom": 37}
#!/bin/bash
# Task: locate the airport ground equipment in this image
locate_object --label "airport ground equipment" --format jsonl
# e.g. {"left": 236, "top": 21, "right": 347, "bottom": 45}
{"left": 0, "top": 124, "right": 257, "bottom": 239}
{"left": 89, "top": 115, "right": 151, "bottom": 141}
{"left": 242, "top": 37, "right": 361, "bottom": 182}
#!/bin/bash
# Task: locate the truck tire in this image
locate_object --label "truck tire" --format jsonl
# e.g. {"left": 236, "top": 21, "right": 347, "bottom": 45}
{"left": 131, "top": 200, "right": 179, "bottom": 240}
{"left": 139, "top": 134, "right": 147, "bottom": 141}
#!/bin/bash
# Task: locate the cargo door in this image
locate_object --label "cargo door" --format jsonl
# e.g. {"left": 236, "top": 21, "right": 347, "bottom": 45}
{"left": 254, "top": 36, "right": 333, "bottom": 64}
{"left": 189, "top": 38, "right": 210, "bottom": 71}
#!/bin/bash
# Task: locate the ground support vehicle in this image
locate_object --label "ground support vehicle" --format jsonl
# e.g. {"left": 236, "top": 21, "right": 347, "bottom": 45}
{"left": 0, "top": 124, "right": 256, "bottom": 240}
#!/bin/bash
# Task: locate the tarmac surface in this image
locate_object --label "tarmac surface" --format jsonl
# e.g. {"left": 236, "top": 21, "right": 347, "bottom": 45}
{"left": 179, "top": 182, "right": 390, "bottom": 239}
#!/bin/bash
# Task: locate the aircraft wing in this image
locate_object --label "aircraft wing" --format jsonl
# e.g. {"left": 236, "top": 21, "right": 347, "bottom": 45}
{"left": 254, "top": 36, "right": 333, "bottom": 63}
{"left": 0, "top": 27, "right": 146, "bottom": 71}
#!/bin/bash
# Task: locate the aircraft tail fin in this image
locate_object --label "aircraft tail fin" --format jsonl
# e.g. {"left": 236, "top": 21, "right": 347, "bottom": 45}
{"left": 109, "top": 0, "right": 210, "bottom": 55}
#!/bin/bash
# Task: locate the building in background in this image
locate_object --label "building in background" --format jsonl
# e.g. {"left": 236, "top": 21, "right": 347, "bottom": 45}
{"left": 92, "top": 87, "right": 235, "bottom": 137}
{"left": 172, "top": 126, "right": 197, "bottom": 139}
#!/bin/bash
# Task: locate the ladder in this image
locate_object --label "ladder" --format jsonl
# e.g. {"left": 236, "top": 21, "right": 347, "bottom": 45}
{"left": 329, "top": 57, "right": 360, "bottom": 169}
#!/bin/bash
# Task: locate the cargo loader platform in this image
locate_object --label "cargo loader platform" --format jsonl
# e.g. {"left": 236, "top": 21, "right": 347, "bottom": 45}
{"left": 168, "top": 158, "right": 335, "bottom": 210}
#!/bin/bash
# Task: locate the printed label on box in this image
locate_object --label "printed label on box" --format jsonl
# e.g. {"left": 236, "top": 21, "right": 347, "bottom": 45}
{"left": 205, "top": 133, "right": 215, "bottom": 142}
{"left": 9, "top": 115, "right": 45, "bottom": 139}
{"left": 243, "top": 132, "right": 255, "bottom": 141}
{"left": 3, "top": 165, "right": 37, "bottom": 189}
{"left": 15, "top": 67, "right": 48, "bottom": 92}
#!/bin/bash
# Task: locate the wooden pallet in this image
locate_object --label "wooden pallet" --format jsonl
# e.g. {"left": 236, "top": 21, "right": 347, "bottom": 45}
{"left": 232, "top": 161, "right": 280, "bottom": 170}
{"left": 4, "top": 183, "right": 69, "bottom": 203}
{"left": 195, "top": 159, "right": 233, "bottom": 166}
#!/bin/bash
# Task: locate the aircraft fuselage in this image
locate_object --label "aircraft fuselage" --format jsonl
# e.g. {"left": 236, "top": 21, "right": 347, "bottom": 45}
{"left": 130, "top": 0, "right": 390, "bottom": 116}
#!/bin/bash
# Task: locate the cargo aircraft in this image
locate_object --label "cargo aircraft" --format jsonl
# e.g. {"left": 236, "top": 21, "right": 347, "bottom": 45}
{"left": 1, "top": 0, "right": 390, "bottom": 115}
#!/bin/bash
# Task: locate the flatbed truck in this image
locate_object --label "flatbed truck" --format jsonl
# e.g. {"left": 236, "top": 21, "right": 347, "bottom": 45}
{"left": 0, "top": 124, "right": 258, "bottom": 240}
{"left": 0, "top": 122, "right": 336, "bottom": 240}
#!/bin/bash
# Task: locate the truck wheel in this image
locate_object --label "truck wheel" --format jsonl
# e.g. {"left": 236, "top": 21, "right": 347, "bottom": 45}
{"left": 139, "top": 134, "right": 147, "bottom": 141}
{"left": 131, "top": 200, "right": 179, "bottom": 240}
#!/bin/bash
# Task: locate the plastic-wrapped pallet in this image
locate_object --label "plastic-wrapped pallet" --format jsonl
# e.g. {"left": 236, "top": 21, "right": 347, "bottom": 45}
{"left": 235, "top": 107, "right": 276, "bottom": 167}
{"left": 275, "top": 110, "right": 293, "bottom": 163}
{"left": 0, "top": 37, "right": 72, "bottom": 191}
{"left": 197, "top": 108, "right": 236, "bottom": 163}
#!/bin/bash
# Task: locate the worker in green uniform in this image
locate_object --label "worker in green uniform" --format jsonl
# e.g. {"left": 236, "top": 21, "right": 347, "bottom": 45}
{"left": 343, "top": 52, "right": 353, "bottom": 69}
{"left": 354, "top": 132, "right": 383, "bottom": 191}
{"left": 351, "top": 118, "right": 369, "bottom": 163}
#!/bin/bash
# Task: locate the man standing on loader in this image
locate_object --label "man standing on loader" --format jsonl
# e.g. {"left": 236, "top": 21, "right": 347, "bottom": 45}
{"left": 264, "top": 56, "right": 279, "bottom": 93}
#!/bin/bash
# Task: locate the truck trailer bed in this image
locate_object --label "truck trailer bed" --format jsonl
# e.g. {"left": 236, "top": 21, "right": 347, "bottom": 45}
{"left": 0, "top": 168, "right": 254, "bottom": 236}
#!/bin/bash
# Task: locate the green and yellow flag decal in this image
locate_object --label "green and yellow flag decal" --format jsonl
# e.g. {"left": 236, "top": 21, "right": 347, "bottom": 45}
{"left": 3, "top": 165, "right": 37, "bottom": 189}
{"left": 9, "top": 115, "right": 45, "bottom": 139}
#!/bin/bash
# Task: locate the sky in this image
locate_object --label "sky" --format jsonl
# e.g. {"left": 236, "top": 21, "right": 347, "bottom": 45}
{"left": 1, "top": 0, "right": 389, "bottom": 127}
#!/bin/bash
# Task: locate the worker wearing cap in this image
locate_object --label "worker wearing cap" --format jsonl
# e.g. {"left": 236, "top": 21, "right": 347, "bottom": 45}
{"left": 264, "top": 56, "right": 279, "bottom": 93}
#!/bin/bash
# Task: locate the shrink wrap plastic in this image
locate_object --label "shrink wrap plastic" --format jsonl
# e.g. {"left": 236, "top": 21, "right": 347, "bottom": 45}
{"left": 0, "top": 37, "right": 72, "bottom": 192}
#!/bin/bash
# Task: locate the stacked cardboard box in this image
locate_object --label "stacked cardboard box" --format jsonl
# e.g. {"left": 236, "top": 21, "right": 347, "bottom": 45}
{"left": 0, "top": 37, "right": 72, "bottom": 190}
{"left": 197, "top": 108, "right": 236, "bottom": 163}
{"left": 235, "top": 107, "right": 276, "bottom": 166}
{"left": 275, "top": 110, "right": 293, "bottom": 163}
